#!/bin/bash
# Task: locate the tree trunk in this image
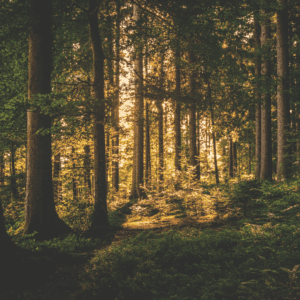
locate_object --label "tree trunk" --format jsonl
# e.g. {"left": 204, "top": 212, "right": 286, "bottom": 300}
{"left": 88, "top": 0, "right": 109, "bottom": 227}
{"left": 277, "top": 0, "right": 291, "bottom": 180}
{"left": 53, "top": 152, "right": 61, "bottom": 203}
{"left": 174, "top": 41, "right": 181, "bottom": 173}
{"left": 105, "top": 129, "right": 110, "bottom": 190}
{"left": 249, "top": 142, "right": 252, "bottom": 175}
{"left": 188, "top": 51, "right": 197, "bottom": 178}
{"left": 229, "top": 136, "right": 233, "bottom": 178}
{"left": 196, "top": 111, "right": 201, "bottom": 180}
{"left": 260, "top": 10, "right": 272, "bottom": 180}
{"left": 130, "top": 3, "right": 146, "bottom": 199}
{"left": 184, "top": 113, "right": 189, "bottom": 171}
{"left": 233, "top": 142, "right": 237, "bottom": 176}
{"left": 72, "top": 146, "right": 78, "bottom": 201}
{"left": 10, "top": 144, "right": 19, "bottom": 202}
{"left": 157, "top": 52, "right": 164, "bottom": 189}
{"left": 111, "top": 0, "right": 120, "bottom": 192}
{"left": 207, "top": 80, "right": 219, "bottom": 184}
{"left": 24, "top": 0, "right": 71, "bottom": 239}
{"left": 84, "top": 145, "right": 91, "bottom": 193}
{"left": 254, "top": 14, "right": 262, "bottom": 179}
{"left": 0, "top": 152, "right": 4, "bottom": 186}
{"left": 145, "top": 100, "right": 151, "bottom": 188}
{"left": 157, "top": 101, "right": 164, "bottom": 188}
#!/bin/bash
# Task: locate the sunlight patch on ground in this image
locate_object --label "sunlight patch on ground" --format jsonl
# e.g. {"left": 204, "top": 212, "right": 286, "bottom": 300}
{"left": 122, "top": 214, "right": 216, "bottom": 229}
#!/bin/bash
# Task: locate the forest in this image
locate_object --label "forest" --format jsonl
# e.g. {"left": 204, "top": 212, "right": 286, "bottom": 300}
{"left": 1, "top": 0, "right": 300, "bottom": 299}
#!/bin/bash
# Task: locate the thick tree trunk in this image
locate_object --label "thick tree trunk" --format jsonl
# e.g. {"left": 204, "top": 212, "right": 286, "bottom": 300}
{"left": 24, "top": 0, "right": 71, "bottom": 239}
{"left": 260, "top": 10, "right": 272, "bottom": 180}
{"left": 130, "top": 4, "right": 146, "bottom": 199}
{"left": 188, "top": 51, "right": 197, "bottom": 179}
{"left": 277, "top": 0, "right": 291, "bottom": 180}
{"left": 111, "top": 0, "right": 120, "bottom": 192}
{"left": 88, "top": 0, "right": 109, "bottom": 227}
{"left": 254, "top": 14, "right": 262, "bottom": 179}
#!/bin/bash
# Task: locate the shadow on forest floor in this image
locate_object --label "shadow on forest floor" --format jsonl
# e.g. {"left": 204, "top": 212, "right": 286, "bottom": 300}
{"left": 0, "top": 185, "right": 242, "bottom": 300}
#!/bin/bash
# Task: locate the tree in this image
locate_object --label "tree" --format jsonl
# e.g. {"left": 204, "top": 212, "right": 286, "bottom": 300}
{"left": 130, "top": 3, "right": 146, "bottom": 199}
{"left": 53, "top": 151, "right": 61, "bottom": 202}
{"left": 207, "top": 79, "right": 219, "bottom": 184}
{"left": 260, "top": 9, "right": 272, "bottom": 180}
{"left": 87, "top": 0, "right": 109, "bottom": 227}
{"left": 174, "top": 37, "right": 181, "bottom": 174}
{"left": 188, "top": 51, "right": 198, "bottom": 178}
{"left": 229, "top": 136, "right": 233, "bottom": 178}
{"left": 277, "top": 0, "right": 291, "bottom": 180}
{"left": 254, "top": 13, "right": 262, "bottom": 179}
{"left": 24, "top": 0, "right": 71, "bottom": 239}
{"left": 72, "top": 146, "right": 78, "bottom": 201}
{"left": 10, "top": 143, "right": 19, "bottom": 202}
{"left": 111, "top": 0, "right": 121, "bottom": 192}
{"left": 157, "top": 51, "right": 165, "bottom": 189}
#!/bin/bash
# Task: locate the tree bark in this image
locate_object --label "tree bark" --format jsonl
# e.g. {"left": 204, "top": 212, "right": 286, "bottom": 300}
{"left": 254, "top": 14, "right": 262, "bottom": 179}
{"left": 130, "top": 3, "right": 146, "bottom": 199}
{"left": 88, "top": 0, "right": 109, "bottom": 227}
{"left": 260, "top": 10, "right": 272, "bottom": 180}
{"left": 111, "top": 0, "right": 120, "bottom": 192}
{"left": 72, "top": 146, "right": 78, "bottom": 201}
{"left": 10, "top": 144, "right": 19, "bottom": 202}
{"left": 174, "top": 41, "right": 181, "bottom": 173}
{"left": 233, "top": 142, "right": 237, "bottom": 176}
{"left": 157, "top": 52, "right": 164, "bottom": 189}
{"left": 0, "top": 152, "right": 4, "bottom": 186}
{"left": 53, "top": 152, "right": 61, "bottom": 203}
{"left": 145, "top": 100, "right": 151, "bottom": 188}
{"left": 277, "top": 0, "right": 291, "bottom": 180}
{"left": 229, "top": 136, "right": 233, "bottom": 178}
{"left": 188, "top": 51, "right": 197, "bottom": 178}
{"left": 207, "top": 80, "right": 219, "bottom": 184}
{"left": 157, "top": 100, "right": 164, "bottom": 188}
{"left": 84, "top": 145, "right": 91, "bottom": 193}
{"left": 24, "top": 0, "right": 71, "bottom": 239}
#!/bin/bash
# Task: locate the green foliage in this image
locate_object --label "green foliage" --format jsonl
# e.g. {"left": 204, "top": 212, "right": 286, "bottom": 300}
{"left": 81, "top": 223, "right": 300, "bottom": 300}
{"left": 81, "top": 229, "right": 245, "bottom": 300}
{"left": 78, "top": 178, "right": 300, "bottom": 300}
{"left": 12, "top": 233, "right": 101, "bottom": 254}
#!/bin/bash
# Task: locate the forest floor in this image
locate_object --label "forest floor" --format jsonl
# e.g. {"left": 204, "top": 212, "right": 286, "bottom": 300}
{"left": 1, "top": 207, "right": 234, "bottom": 300}
{"left": 2, "top": 178, "right": 300, "bottom": 299}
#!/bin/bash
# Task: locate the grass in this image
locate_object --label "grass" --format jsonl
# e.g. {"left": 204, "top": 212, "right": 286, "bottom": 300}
{"left": 2, "top": 176, "right": 300, "bottom": 299}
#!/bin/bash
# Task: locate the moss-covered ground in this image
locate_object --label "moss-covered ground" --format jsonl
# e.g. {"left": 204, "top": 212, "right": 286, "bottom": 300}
{"left": 1, "top": 178, "right": 300, "bottom": 299}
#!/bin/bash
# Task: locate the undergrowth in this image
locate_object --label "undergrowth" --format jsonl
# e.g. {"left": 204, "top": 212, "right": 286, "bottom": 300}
{"left": 2, "top": 176, "right": 300, "bottom": 299}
